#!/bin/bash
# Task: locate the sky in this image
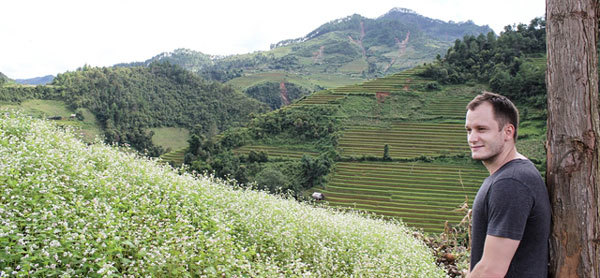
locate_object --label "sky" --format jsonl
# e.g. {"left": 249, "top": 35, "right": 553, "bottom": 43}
{"left": 1, "top": 0, "right": 545, "bottom": 79}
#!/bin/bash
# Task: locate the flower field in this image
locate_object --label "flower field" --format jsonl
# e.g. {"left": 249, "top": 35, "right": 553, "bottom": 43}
{"left": 0, "top": 112, "right": 446, "bottom": 277}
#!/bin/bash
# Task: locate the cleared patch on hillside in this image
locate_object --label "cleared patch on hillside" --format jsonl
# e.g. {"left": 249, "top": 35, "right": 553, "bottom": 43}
{"left": 0, "top": 99, "right": 102, "bottom": 142}
{"left": 151, "top": 127, "right": 190, "bottom": 151}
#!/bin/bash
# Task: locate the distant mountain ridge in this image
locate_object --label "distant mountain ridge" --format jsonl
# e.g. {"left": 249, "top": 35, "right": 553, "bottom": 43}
{"left": 15, "top": 75, "right": 55, "bottom": 85}
{"left": 114, "top": 8, "right": 493, "bottom": 111}
{"left": 120, "top": 8, "right": 492, "bottom": 83}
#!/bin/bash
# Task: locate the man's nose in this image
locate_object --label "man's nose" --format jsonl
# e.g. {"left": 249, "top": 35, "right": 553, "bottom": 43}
{"left": 468, "top": 132, "right": 478, "bottom": 144}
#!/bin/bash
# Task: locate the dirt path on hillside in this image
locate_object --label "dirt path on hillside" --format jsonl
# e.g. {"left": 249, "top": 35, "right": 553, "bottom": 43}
{"left": 313, "top": 45, "right": 325, "bottom": 63}
{"left": 384, "top": 31, "right": 410, "bottom": 72}
{"left": 348, "top": 21, "right": 367, "bottom": 58}
{"left": 280, "top": 82, "right": 290, "bottom": 106}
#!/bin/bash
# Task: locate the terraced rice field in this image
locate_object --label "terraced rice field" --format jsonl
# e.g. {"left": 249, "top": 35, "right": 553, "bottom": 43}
{"left": 233, "top": 145, "right": 318, "bottom": 160}
{"left": 422, "top": 96, "right": 472, "bottom": 119}
{"left": 338, "top": 122, "right": 469, "bottom": 159}
{"left": 289, "top": 90, "right": 346, "bottom": 107}
{"left": 332, "top": 68, "right": 431, "bottom": 94}
{"left": 160, "top": 147, "right": 186, "bottom": 166}
{"left": 321, "top": 161, "right": 488, "bottom": 233}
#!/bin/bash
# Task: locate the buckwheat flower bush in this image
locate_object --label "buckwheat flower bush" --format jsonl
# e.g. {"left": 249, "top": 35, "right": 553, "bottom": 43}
{"left": 0, "top": 111, "right": 446, "bottom": 278}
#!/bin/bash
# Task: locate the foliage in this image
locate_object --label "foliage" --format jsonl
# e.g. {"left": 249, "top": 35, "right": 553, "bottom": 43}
{"left": 254, "top": 166, "right": 288, "bottom": 192}
{"left": 247, "top": 105, "right": 339, "bottom": 142}
{"left": 419, "top": 18, "right": 546, "bottom": 107}
{"left": 185, "top": 104, "right": 340, "bottom": 197}
{"left": 130, "top": 9, "right": 493, "bottom": 91}
{"left": 0, "top": 112, "right": 446, "bottom": 277}
{"left": 0, "top": 85, "right": 62, "bottom": 103}
{"left": 244, "top": 82, "right": 312, "bottom": 110}
{"left": 0, "top": 72, "right": 9, "bottom": 85}
{"left": 300, "top": 154, "right": 333, "bottom": 189}
{"left": 383, "top": 144, "right": 392, "bottom": 161}
{"left": 50, "top": 62, "right": 268, "bottom": 155}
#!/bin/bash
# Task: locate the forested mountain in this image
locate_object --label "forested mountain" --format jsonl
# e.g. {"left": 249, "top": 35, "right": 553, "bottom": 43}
{"left": 0, "top": 63, "right": 268, "bottom": 156}
{"left": 117, "top": 8, "right": 492, "bottom": 109}
{"left": 49, "top": 63, "right": 268, "bottom": 155}
{"left": 131, "top": 8, "right": 492, "bottom": 83}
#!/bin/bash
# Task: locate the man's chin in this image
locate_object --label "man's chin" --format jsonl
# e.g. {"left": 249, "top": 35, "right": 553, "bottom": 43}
{"left": 471, "top": 153, "right": 486, "bottom": 161}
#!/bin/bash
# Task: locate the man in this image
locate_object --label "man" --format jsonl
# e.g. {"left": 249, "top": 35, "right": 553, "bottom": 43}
{"left": 464, "top": 92, "right": 550, "bottom": 277}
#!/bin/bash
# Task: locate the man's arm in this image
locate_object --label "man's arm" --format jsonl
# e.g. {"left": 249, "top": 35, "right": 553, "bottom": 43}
{"left": 467, "top": 235, "right": 520, "bottom": 278}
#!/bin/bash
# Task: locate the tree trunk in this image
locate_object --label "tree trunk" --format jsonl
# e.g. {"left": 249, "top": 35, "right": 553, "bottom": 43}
{"left": 546, "top": 0, "right": 600, "bottom": 277}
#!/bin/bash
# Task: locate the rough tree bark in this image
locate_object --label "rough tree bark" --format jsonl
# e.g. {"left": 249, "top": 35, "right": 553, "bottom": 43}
{"left": 546, "top": 0, "right": 600, "bottom": 277}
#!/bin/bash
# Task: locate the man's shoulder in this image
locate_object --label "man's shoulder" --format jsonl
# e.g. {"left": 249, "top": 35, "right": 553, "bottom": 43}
{"left": 493, "top": 159, "right": 543, "bottom": 185}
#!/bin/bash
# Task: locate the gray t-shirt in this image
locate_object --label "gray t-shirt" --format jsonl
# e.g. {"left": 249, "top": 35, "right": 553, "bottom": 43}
{"left": 470, "top": 159, "right": 551, "bottom": 277}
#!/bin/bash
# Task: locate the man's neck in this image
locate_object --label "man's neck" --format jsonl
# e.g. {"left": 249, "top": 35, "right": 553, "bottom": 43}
{"left": 483, "top": 146, "right": 526, "bottom": 175}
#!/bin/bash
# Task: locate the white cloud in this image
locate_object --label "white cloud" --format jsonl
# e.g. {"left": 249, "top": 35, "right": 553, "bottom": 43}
{"left": 0, "top": 0, "right": 544, "bottom": 79}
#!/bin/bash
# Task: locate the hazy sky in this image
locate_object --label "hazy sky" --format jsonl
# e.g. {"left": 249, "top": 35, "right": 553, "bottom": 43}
{"left": 1, "top": 0, "right": 545, "bottom": 79}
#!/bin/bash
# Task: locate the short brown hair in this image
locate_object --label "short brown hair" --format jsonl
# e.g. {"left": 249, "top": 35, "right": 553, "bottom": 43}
{"left": 467, "top": 91, "right": 520, "bottom": 141}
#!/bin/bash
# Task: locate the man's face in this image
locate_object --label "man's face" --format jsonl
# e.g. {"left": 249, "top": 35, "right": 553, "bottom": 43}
{"left": 465, "top": 102, "right": 510, "bottom": 163}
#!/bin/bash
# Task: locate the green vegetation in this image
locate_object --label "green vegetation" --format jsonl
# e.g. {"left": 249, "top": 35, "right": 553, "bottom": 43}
{"left": 184, "top": 104, "right": 339, "bottom": 197}
{"left": 338, "top": 122, "right": 470, "bottom": 158}
{"left": 150, "top": 127, "right": 190, "bottom": 152}
{"left": 244, "top": 81, "right": 313, "bottom": 109}
{"left": 0, "top": 99, "right": 102, "bottom": 143}
{"left": 322, "top": 161, "right": 487, "bottom": 233}
{"left": 121, "top": 9, "right": 492, "bottom": 109}
{"left": 202, "top": 19, "right": 548, "bottom": 233}
{"left": 50, "top": 62, "right": 266, "bottom": 156}
{"left": 420, "top": 18, "right": 546, "bottom": 107}
{"left": 0, "top": 72, "right": 10, "bottom": 85}
{"left": 0, "top": 112, "right": 445, "bottom": 277}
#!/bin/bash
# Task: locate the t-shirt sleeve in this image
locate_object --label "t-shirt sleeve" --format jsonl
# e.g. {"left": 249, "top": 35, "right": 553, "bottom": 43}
{"left": 486, "top": 178, "right": 534, "bottom": 240}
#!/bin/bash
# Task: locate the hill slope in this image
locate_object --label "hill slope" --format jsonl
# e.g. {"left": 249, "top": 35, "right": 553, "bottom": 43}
{"left": 0, "top": 62, "right": 269, "bottom": 156}
{"left": 120, "top": 8, "right": 493, "bottom": 107}
{"left": 185, "top": 67, "right": 546, "bottom": 233}
{"left": 0, "top": 111, "right": 445, "bottom": 277}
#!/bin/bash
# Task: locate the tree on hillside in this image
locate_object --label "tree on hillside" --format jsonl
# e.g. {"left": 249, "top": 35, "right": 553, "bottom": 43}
{"left": 383, "top": 144, "right": 392, "bottom": 161}
{"left": 546, "top": 0, "right": 600, "bottom": 276}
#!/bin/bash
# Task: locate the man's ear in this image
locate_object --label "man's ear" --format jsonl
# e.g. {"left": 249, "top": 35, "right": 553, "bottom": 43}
{"left": 504, "top": 124, "right": 515, "bottom": 141}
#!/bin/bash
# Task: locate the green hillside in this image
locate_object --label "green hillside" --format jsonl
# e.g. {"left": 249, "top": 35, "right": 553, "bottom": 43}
{"left": 0, "top": 111, "right": 445, "bottom": 277}
{"left": 187, "top": 18, "right": 548, "bottom": 234}
{"left": 0, "top": 62, "right": 269, "bottom": 156}
{"left": 121, "top": 8, "right": 493, "bottom": 108}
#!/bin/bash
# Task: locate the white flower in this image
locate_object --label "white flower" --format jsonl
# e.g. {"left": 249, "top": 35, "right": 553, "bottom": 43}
{"left": 49, "top": 240, "right": 61, "bottom": 248}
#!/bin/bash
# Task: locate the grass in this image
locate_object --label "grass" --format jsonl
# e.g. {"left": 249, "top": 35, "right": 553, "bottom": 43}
{"left": 0, "top": 99, "right": 102, "bottom": 143}
{"left": 150, "top": 127, "right": 190, "bottom": 151}
{"left": 0, "top": 111, "right": 446, "bottom": 277}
